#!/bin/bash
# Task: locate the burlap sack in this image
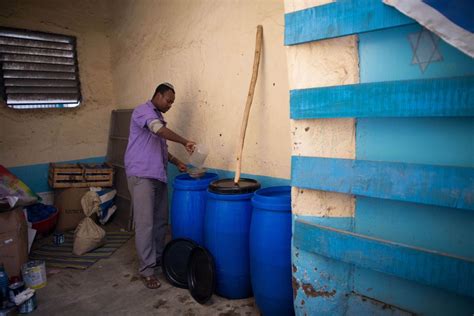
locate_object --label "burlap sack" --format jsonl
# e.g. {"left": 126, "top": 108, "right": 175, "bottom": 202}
{"left": 73, "top": 191, "right": 106, "bottom": 256}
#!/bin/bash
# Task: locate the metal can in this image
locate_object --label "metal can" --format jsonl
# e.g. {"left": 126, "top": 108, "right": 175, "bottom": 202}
{"left": 18, "top": 292, "right": 37, "bottom": 314}
{"left": 53, "top": 232, "right": 65, "bottom": 246}
{"left": 9, "top": 281, "right": 25, "bottom": 302}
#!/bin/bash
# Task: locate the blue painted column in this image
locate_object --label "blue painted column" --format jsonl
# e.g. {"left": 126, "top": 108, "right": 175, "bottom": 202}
{"left": 287, "top": 2, "right": 474, "bottom": 314}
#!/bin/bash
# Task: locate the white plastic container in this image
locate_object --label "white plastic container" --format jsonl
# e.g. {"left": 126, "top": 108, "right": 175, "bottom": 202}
{"left": 189, "top": 144, "right": 209, "bottom": 168}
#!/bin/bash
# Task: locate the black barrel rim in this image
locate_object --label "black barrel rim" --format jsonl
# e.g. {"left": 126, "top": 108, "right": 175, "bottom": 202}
{"left": 162, "top": 238, "right": 198, "bottom": 289}
{"left": 208, "top": 178, "right": 260, "bottom": 194}
{"left": 187, "top": 246, "right": 216, "bottom": 304}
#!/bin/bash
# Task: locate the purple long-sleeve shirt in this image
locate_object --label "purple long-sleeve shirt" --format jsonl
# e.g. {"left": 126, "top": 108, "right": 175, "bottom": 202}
{"left": 124, "top": 101, "right": 169, "bottom": 183}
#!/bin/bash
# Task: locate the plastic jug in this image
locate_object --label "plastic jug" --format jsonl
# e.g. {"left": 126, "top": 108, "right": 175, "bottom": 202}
{"left": 189, "top": 144, "right": 209, "bottom": 168}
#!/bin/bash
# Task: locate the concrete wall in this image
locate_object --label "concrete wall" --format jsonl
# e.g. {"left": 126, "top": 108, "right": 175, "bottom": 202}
{"left": 108, "top": 0, "right": 291, "bottom": 181}
{"left": 286, "top": 1, "right": 474, "bottom": 315}
{"left": 285, "top": 1, "right": 358, "bottom": 311}
{"left": 0, "top": 0, "right": 115, "bottom": 169}
{"left": 285, "top": 0, "right": 357, "bottom": 233}
{"left": 353, "top": 23, "right": 474, "bottom": 315}
{"left": 1, "top": 0, "right": 290, "bottom": 191}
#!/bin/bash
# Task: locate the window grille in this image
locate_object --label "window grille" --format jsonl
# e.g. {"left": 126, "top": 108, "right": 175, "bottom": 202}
{"left": 0, "top": 27, "right": 81, "bottom": 109}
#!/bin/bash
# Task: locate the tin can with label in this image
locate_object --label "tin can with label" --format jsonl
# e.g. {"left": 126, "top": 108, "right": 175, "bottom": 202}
{"left": 9, "top": 281, "right": 25, "bottom": 302}
{"left": 21, "top": 261, "right": 47, "bottom": 290}
{"left": 18, "top": 292, "right": 37, "bottom": 314}
{"left": 53, "top": 232, "right": 65, "bottom": 246}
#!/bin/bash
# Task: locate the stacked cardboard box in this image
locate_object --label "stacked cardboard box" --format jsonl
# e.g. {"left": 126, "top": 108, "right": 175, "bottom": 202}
{"left": 54, "top": 188, "right": 97, "bottom": 232}
{"left": 0, "top": 208, "right": 28, "bottom": 277}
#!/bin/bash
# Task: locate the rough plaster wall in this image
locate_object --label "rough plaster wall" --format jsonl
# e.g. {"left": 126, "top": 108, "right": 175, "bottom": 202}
{"left": 287, "top": 36, "right": 359, "bottom": 90}
{"left": 285, "top": 7, "right": 358, "bottom": 216}
{"left": 108, "top": 0, "right": 290, "bottom": 180}
{"left": 0, "top": 0, "right": 115, "bottom": 167}
{"left": 284, "top": 0, "right": 334, "bottom": 13}
{"left": 292, "top": 187, "right": 354, "bottom": 217}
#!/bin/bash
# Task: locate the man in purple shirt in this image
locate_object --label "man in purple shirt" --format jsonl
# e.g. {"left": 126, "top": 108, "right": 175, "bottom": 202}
{"left": 125, "top": 82, "right": 195, "bottom": 289}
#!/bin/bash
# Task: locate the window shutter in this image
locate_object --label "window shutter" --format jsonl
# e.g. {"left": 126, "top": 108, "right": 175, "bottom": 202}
{"left": 0, "top": 27, "right": 81, "bottom": 109}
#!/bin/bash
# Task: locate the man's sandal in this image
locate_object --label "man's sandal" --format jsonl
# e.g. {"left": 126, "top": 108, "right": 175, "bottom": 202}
{"left": 141, "top": 275, "right": 161, "bottom": 289}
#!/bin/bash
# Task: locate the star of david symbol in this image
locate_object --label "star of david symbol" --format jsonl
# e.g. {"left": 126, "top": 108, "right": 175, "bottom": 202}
{"left": 408, "top": 28, "right": 443, "bottom": 73}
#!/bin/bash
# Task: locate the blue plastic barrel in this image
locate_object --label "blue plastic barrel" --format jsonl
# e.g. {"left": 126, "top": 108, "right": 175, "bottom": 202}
{"left": 171, "top": 173, "right": 218, "bottom": 245}
{"left": 204, "top": 178, "right": 260, "bottom": 299}
{"left": 250, "top": 186, "right": 294, "bottom": 316}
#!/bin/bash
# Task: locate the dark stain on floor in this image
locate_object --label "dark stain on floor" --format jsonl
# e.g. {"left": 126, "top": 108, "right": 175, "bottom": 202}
{"left": 219, "top": 309, "right": 240, "bottom": 316}
{"left": 153, "top": 299, "right": 167, "bottom": 309}
{"left": 178, "top": 295, "right": 190, "bottom": 303}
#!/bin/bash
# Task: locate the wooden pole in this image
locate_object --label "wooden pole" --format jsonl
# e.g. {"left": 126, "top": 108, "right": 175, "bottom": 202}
{"left": 234, "top": 25, "right": 263, "bottom": 184}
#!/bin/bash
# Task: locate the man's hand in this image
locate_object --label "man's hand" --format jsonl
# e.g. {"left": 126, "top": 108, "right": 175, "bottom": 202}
{"left": 185, "top": 141, "right": 196, "bottom": 154}
{"left": 177, "top": 162, "right": 187, "bottom": 172}
{"left": 157, "top": 127, "right": 195, "bottom": 152}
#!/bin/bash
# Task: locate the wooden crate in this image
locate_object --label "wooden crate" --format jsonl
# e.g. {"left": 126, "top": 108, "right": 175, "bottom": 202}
{"left": 49, "top": 162, "right": 114, "bottom": 188}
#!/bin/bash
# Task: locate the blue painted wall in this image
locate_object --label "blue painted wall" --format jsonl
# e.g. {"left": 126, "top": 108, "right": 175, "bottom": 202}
{"left": 284, "top": 0, "right": 414, "bottom": 45}
{"left": 357, "top": 24, "right": 474, "bottom": 170}
{"left": 354, "top": 23, "right": 474, "bottom": 314}
{"left": 8, "top": 156, "right": 106, "bottom": 193}
{"left": 9, "top": 156, "right": 289, "bottom": 204}
{"left": 290, "top": 76, "right": 474, "bottom": 119}
{"left": 357, "top": 117, "right": 474, "bottom": 167}
{"left": 294, "top": 215, "right": 353, "bottom": 232}
{"left": 289, "top": 17, "right": 474, "bottom": 316}
{"left": 359, "top": 24, "right": 474, "bottom": 83}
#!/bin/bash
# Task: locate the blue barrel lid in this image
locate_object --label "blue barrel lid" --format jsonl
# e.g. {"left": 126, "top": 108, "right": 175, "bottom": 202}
{"left": 252, "top": 186, "right": 291, "bottom": 212}
{"left": 173, "top": 173, "right": 218, "bottom": 190}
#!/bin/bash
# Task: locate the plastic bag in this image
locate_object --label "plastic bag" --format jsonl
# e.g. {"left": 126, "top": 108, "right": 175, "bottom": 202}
{"left": 89, "top": 187, "right": 117, "bottom": 224}
{"left": 0, "top": 165, "right": 39, "bottom": 210}
{"left": 73, "top": 191, "right": 106, "bottom": 255}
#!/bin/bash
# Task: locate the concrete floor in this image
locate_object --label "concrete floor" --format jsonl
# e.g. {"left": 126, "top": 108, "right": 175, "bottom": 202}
{"left": 29, "top": 232, "right": 260, "bottom": 316}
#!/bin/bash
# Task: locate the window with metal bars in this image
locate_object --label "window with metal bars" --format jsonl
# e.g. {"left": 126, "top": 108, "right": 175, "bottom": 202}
{"left": 0, "top": 27, "right": 81, "bottom": 109}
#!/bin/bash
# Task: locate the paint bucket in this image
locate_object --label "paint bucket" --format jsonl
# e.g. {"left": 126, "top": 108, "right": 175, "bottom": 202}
{"left": 9, "top": 281, "right": 25, "bottom": 302}
{"left": 171, "top": 173, "right": 218, "bottom": 245}
{"left": 21, "top": 261, "right": 47, "bottom": 290}
{"left": 18, "top": 293, "right": 37, "bottom": 314}
{"left": 204, "top": 178, "right": 260, "bottom": 299}
{"left": 250, "top": 186, "right": 294, "bottom": 316}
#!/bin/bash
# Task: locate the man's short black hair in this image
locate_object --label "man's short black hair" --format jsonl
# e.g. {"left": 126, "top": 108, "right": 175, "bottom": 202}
{"left": 152, "top": 82, "right": 175, "bottom": 98}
